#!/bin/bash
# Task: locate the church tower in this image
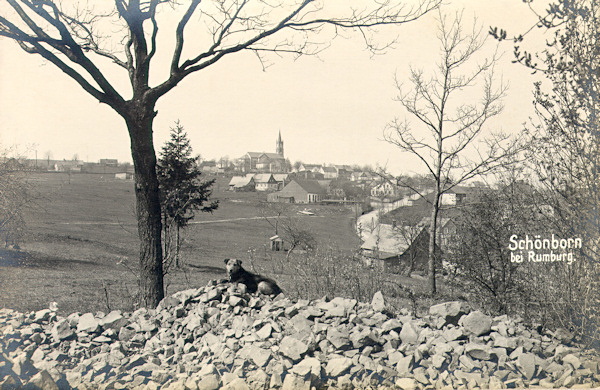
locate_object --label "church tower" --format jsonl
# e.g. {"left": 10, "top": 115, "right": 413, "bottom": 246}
{"left": 276, "top": 130, "right": 284, "bottom": 157}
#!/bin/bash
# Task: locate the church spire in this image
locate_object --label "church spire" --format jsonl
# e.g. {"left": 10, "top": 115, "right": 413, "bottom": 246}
{"left": 276, "top": 130, "right": 284, "bottom": 157}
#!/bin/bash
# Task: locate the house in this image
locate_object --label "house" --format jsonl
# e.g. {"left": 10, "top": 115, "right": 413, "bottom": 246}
{"left": 115, "top": 172, "right": 134, "bottom": 180}
{"left": 253, "top": 173, "right": 279, "bottom": 191}
{"left": 268, "top": 179, "right": 327, "bottom": 203}
{"left": 361, "top": 217, "right": 455, "bottom": 274}
{"left": 318, "top": 166, "right": 338, "bottom": 179}
{"left": 54, "top": 160, "right": 83, "bottom": 172}
{"left": 298, "top": 163, "right": 321, "bottom": 172}
{"left": 360, "top": 223, "right": 431, "bottom": 274}
{"left": 272, "top": 173, "right": 291, "bottom": 190}
{"left": 199, "top": 160, "right": 219, "bottom": 173}
{"left": 351, "top": 171, "right": 374, "bottom": 182}
{"left": 228, "top": 175, "right": 256, "bottom": 191}
{"left": 370, "top": 180, "right": 399, "bottom": 197}
{"left": 295, "top": 170, "right": 324, "bottom": 180}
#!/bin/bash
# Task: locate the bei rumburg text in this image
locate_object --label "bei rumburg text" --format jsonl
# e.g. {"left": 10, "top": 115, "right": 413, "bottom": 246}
{"left": 508, "top": 234, "right": 581, "bottom": 265}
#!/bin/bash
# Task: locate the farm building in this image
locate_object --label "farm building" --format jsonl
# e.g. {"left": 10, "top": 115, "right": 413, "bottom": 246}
{"left": 360, "top": 218, "right": 454, "bottom": 274}
{"left": 272, "top": 173, "right": 291, "bottom": 190}
{"left": 360, "top": 224, "right": 428, "bottom": 274}
{"left": 253, "top": 174, "right": 279, "bottom": 192}
{"left": 115, "top": 172, "right": 134, "bottom": 180}
{"left": 268, "top": 179, "right": 327, "bottom": 203}
{"left": 228, "top": 175, "right": 256, "bottom": 191}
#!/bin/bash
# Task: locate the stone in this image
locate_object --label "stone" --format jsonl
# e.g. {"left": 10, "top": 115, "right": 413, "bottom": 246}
{"left": 281, "top": 373, "right": 311, "bottom": 390}
{"left": 400, "top": 321, "right": 420, "bottom": 344}
{"left": 464, "top": 343, "right": 492, "bottom": 361}
{"left": 77, "top": 313, "right": 101, "bottom": 333}
{"left": 381, "top": 318, "right": 403, "bottom": 333}
{"left": 325, "top": 357, "right": 353, "bottom": 377}
{"left": 371, "top": 291, "right": 385, "bottom": 312}
{"left": 100, "top": 311, "right": 125, "bottom": 330}
{"left": 255, "top": 324, "right": 272, "bottom": 340}
{"left": 327, "top": 328, "right": 351, "bottom": 350}
{"left": 442, "top": 326, "right": 465, "bottom": 342}
{"left": 291, "top": 357, "right": 321, "bottom": 378}
{"left": 429, "top": 301, "right": 468, "bottom": 325}
{"left": 395, "top": 377, "right": 418, "bottom": 389}
{"left": 279, "top": 336, "right": 308, "bottom": 362}
{"left": 460, "top": 311, "right": 492, "bottom": 336}
{"left": 517, "top": 352, "right": 537, "bottom": 380}
{"left": 396, "top": 355, "right": 413, "bottom": 376}
{"left": 51, "top": 319, "right": 73, "bottom": 341}
{"left": 12, "top": 353, "right": 37, "bottom": 379}
{"left": 222, "top": 377, "right": 250, "bottom": 390}
{"left": 350, "top": 328, "right": 377, "bottom": 349}
{"left": 563, "top": 353, "right": 582, "bottom": 369}
{"left": 26, "top": 369, "right": 59, "bottom": 390}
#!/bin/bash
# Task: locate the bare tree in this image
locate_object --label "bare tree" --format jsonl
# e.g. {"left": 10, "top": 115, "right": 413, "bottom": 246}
{"left": 384, "top": 11, "right": 523, "bottom": 295}
{"left": 0, "top": 148, "right": 35, "bottom": 249}
{"left": 259, "top": 201, "right": 316, "bottom": 260}
{"left": 0, "top": 0, "right": 440, "bottom": 307}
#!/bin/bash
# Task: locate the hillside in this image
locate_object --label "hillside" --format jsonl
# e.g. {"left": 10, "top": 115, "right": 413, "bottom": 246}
{"left": 1, "top": 282, "right": 599, "bottom": 389}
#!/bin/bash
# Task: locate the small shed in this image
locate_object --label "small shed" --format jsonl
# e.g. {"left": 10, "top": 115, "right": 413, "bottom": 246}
{"left": 270, "top": 235, "right": 284, "bottom": 251}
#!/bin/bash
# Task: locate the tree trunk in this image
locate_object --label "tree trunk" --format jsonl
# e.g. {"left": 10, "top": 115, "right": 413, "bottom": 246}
{"left": 125, "top": 108, "right": 164, "bottom": 308}
{"left": 428, "top": 191, "right": 441, "bottom": 295}
{"left": 175, "top": 225, "right": 180, "bottom": 268}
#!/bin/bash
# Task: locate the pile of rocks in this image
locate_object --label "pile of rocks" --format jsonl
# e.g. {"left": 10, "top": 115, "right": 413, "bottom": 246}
{"left": 1, "top": 281, "right": 599, "bottom": 389}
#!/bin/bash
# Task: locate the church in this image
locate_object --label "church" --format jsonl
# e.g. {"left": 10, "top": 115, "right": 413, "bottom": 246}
{"left": 239, "top": 132, "right": 288, "bottom": 173}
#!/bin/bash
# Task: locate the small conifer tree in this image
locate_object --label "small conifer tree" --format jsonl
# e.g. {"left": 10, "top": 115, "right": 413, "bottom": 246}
{"left": 157, "top": 121, "right": 218, "bottom": 269}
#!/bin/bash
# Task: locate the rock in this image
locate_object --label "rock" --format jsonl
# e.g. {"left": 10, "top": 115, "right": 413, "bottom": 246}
{"left": 371, "top": 291, "right": 385, "bottom": 312}
{"left": 33, "top": 309, "right": 52, "bottom": 324}
{"left": 77, "top": 313, "right": 101, "bottom": 333}
{"left": 12, "top": 354, "right": 37, "bottom": 379}
{"left": 442, "top": 326, "right": 465, "bottom": 342}
{"left": 429, "top": 301, "right": 468, "bottom": 325}
{"left": 517, "top": 353, "right": 537, "bottom": 380}
{"left": 460, "top": 311, "right": 492, "bottom": 336}
{"left": 395, "top": 377, "right": 418, "bottom": 389}
{"left": 279, "top": 336, "right": 308, "bottom": 362}
{"left": 464, "top": 343, "right": 492, "bottom": 361}
{"left": 118, "top": 326, "right": 136, "bottom": 342}
{"left": 25, "top": 369, "right": 59, "bottom": 390}
{"left": 400, "top": 321, "right": 420, "bottom": 344}
{"left": 281, "top": 373, "right": 311, "bottom": 390}
{"left": 100, "top": 311, "right": 125, "bottom": 330}
{"left": 563, "top": 353, "right": 582, "bottom": 369}
{"left": 396, "top": 355, "right": 413, "bottom": 376}
{"left": 255, "top": 324, "right": 272, "bottom": 340}
{"left": 326, "top": 328, "right": 351, "bottom": 350}
{"left": 51, "top": 319, "right": 73, "bottom": 341}
{"left": 221, "top": 377, "right": 250, "bottom": 390}
{"left": 291, "top": 357, "right": 322, "bottom": 378}
{"left": 381, "top": 318, "right": 403, "bottom": 333}
{"left": 350, "top": 328, "right": 377, "bottom": 349}
{"left": 325, "top": 357, "right": 353, "bottom": 377}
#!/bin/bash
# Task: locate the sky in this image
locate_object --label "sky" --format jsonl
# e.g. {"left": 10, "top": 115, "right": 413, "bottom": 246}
{"left": 0, "top": 0, "right": 550, "bottom": 176}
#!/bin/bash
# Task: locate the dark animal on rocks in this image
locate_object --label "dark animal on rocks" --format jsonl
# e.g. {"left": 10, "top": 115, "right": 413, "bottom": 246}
{"left": 224, "top": 258, "right": 281, "bottom": 295}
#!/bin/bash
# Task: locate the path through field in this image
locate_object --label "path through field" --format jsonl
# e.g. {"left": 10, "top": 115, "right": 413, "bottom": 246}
{"left": 55, "top": 215, "right": 326, "bottom": 225}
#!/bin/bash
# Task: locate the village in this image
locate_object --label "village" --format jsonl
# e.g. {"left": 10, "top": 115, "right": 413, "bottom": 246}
{"left": 21, "top": 131, "right": 494, "bottom": 279}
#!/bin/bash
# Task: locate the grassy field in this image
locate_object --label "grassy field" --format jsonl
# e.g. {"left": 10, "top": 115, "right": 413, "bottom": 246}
{"left": 0, "top": 172, "right": 368, "bottom": 315}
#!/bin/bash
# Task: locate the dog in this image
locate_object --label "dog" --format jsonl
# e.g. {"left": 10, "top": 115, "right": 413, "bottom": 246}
{"left": 224, "top": 258, "right": 281, "bottom": 295}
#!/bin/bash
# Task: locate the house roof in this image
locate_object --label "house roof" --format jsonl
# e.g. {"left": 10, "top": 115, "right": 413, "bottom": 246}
{"left": 253, "top": 173, "right": 276, "bottom": 183}
{"left": 247, "top": 152, "right": 285, "bottom": 160}
{"left": 272, "top": 174, "right": 289, "bottom": 182}
{"left": 321, "top": 166, "right": 337, "bottom": 173}
{"left": 295, "top": 180, "right": 328, "bottom": 194}
{"left": 360, "top": 224, "right": 425, "bottom": 258}
{"left": 229, "top": 175, "right": 254, "bottom": 187}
